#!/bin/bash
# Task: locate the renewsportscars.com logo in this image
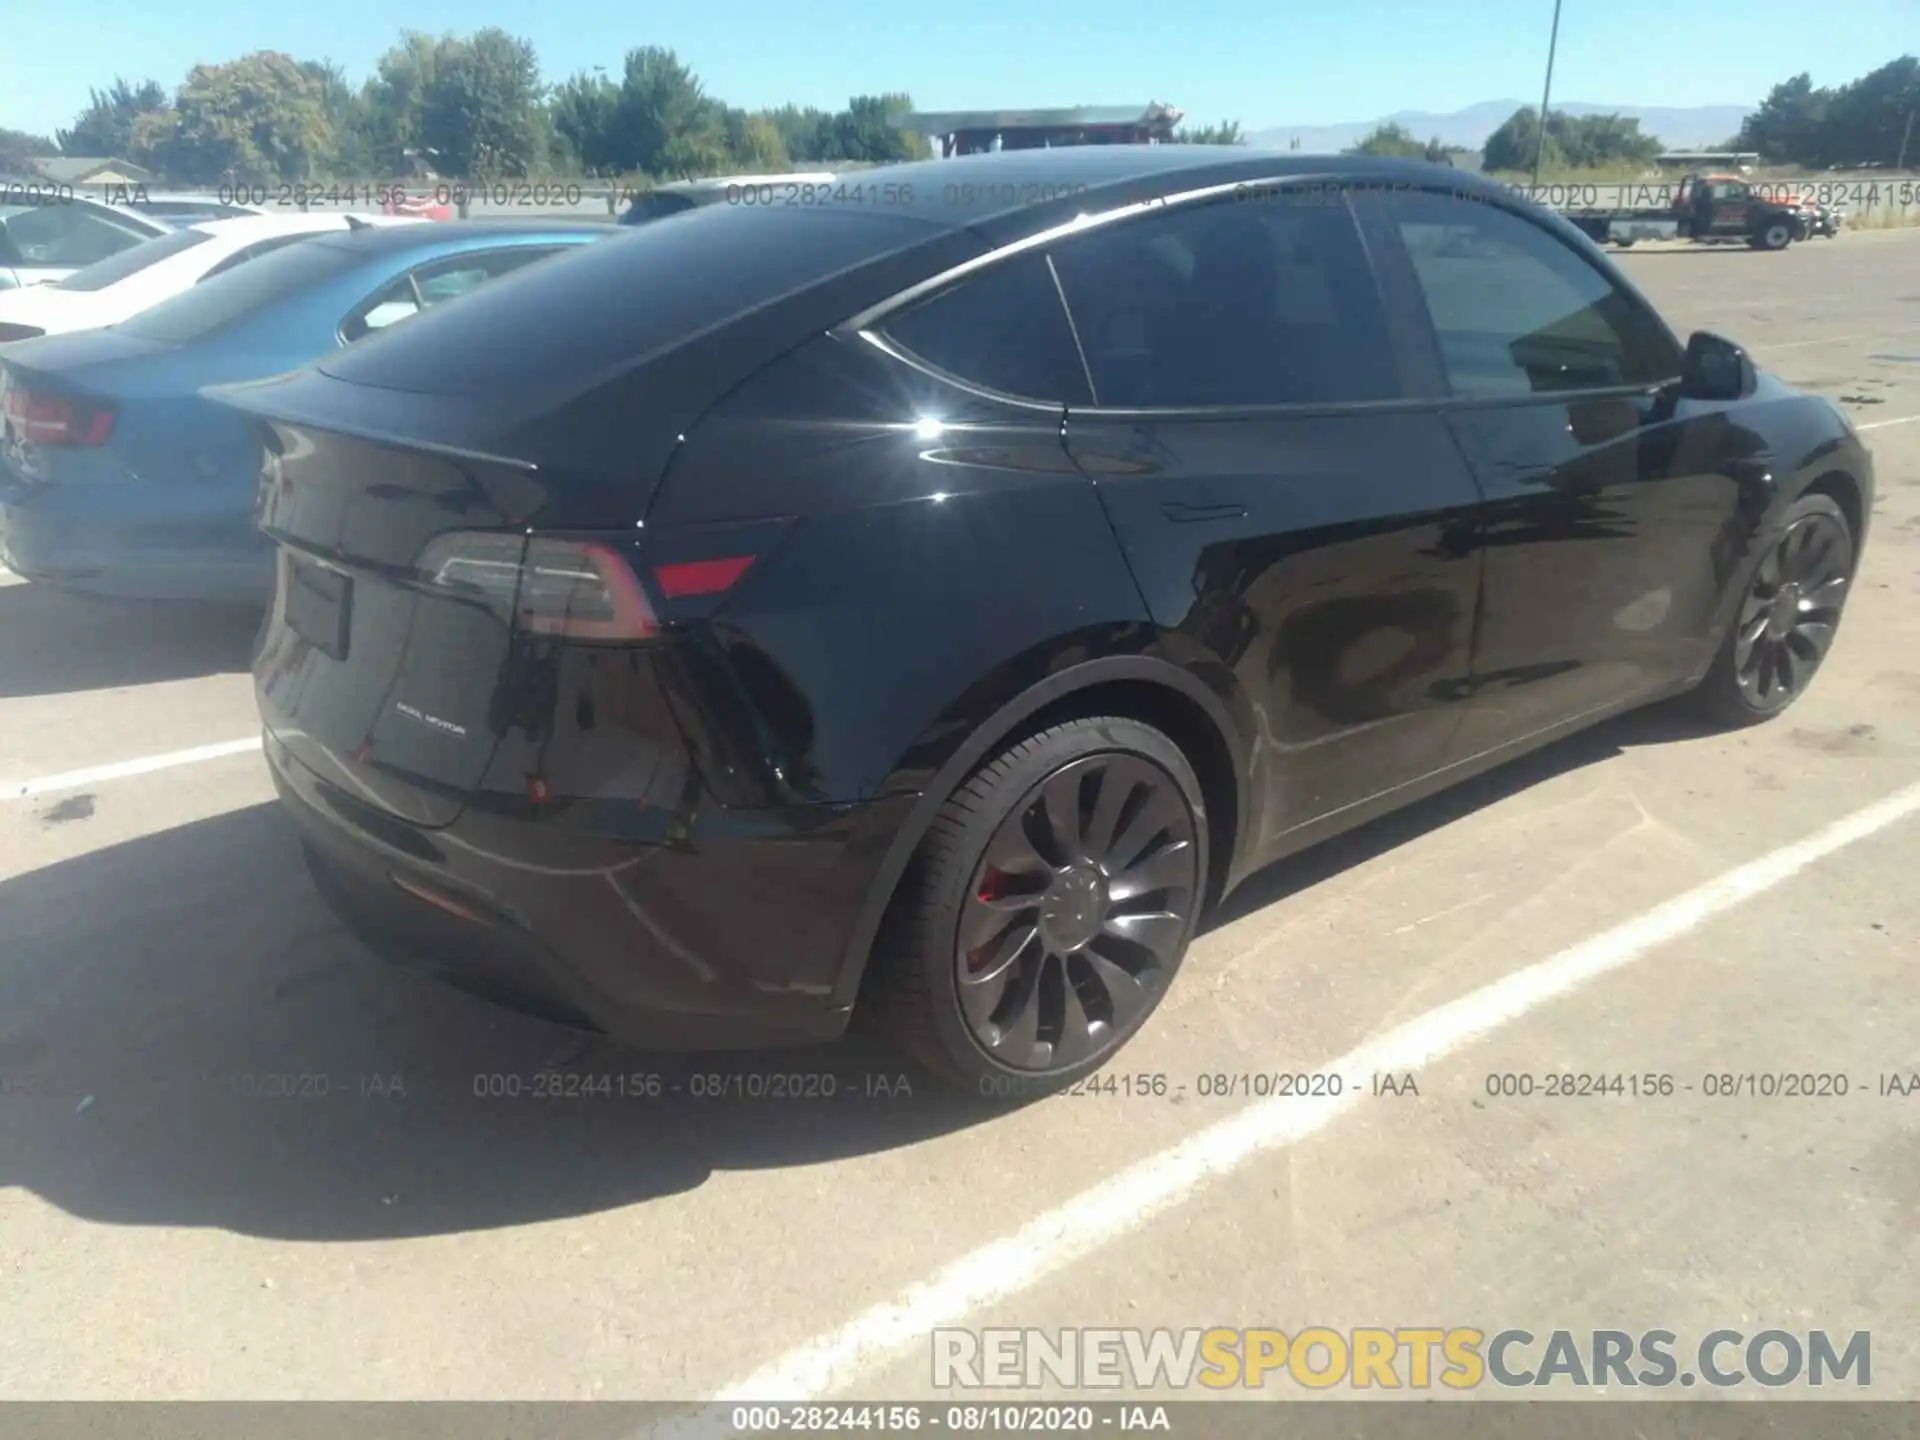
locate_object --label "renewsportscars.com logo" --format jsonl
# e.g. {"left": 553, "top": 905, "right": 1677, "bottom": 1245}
{"left": 931, "top": 1327, "right": 1872, "bottom": 1391}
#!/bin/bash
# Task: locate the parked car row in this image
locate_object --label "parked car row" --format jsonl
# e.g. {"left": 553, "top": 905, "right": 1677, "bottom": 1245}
{"left": 3, "top": 150, "right": 1876, "bottom": 1089}
{"left": 0, "top": 219, "right": 607, "bottom": 600}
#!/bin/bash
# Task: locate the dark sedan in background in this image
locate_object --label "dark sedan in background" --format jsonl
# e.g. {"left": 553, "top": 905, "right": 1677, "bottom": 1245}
{"left": 0, "top": 220, "right": 607, "bottom": 603}
{"left": 211, "top": 148, "right": 1873, "bottom": 1090}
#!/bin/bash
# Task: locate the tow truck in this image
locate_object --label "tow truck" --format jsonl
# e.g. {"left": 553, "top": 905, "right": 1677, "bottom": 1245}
{"left": 1560, "top": 172, "right": 1824, "bottom": 251}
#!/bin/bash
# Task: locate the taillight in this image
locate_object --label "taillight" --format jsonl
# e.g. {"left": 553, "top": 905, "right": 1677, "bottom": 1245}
{"left": 2, "top": 387, "right": 114, "bottom": 445}
{"left": 517, "top": 538, "right": 658, "bottom": 640}
{"left": 414, "top": 532, "right": 759, "bottom": 642}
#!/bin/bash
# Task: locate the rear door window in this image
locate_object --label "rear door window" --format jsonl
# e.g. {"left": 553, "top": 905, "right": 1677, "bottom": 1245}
{"left": 1045, "top": 193, "right": 1403, "bottom": 408}
{"left": 877, "top": 251, "right": 1091, "bottom": 404}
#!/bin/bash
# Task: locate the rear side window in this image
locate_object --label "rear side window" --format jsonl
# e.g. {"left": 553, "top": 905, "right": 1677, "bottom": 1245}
{"left": 116, "top": 240, "right": 361, "bottom": 344}
{"left": 1375, "top": 189, "right": 1680, "bottom": 397}
{"left": 319, "top": 205, "right": 939, "bottom": 398}
{"left": 54, "top": 227, "right": 213, "bottom": 291}
{"left": 878, "top": 252, "right": 1091, "bottom": 404}
{"left": 0, "top": 203, "right": 152, "bottom": 269}
{"left": 198, "top": 232, "right": 315, "bottom": 282}
{"left": 339, "top": 245, "right": 568, "bottom": 343}
{"left": 1046, "top": 194, "right": 1402, "bottom": 408}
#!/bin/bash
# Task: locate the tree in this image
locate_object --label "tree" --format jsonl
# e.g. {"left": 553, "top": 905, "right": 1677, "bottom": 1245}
{"left": 359, "top": 31, "right": 445, "bottom": 174}
{"left": 136, "top": 53, "right": 333, "bottom": 185}
{"left": 0, "top": 129, "right": 58, "bottom": 173}
{"left": 551, "top": 72, "right": 622, "bottom": 174}
{"left": 1174, "top": 120, "right": 1245, "bottom": 145}
{"left": 1555, "top": 111, "right": 1660, "bottom": 167}
{"left": 610, "top": 47, "right": 731, "bottom": 178}
{"left": 817, "top": 93, "right": 919, "bottom": 163}
{"left": 1744, "top": 76, "right": 1832, "bottom": 166}
{"left": 418, "top": 29, "right": 547, "bottom": 178}
{"left": 299, "top": 59, "right": 374, "bottom": 176}
{"left": 1480, "top": 105, "right": 1657, "bottom": 173}
{"left": 1821, "top": 55, "right": 1919, "bottom": 167}
{"left": 56, "top": 78, "right": 169, "bottom": 158}
{"left": 720, "top": 108, "right": 790, "bottom": 170}
{"left": 759, "top": 104, "right": 837, "bottom": 163}
{"left": 1344, "top": 122, "right": 1426, "bottom": 158}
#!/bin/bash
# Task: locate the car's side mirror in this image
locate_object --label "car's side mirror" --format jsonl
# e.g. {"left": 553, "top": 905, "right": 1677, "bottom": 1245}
{"left": 1681, "top": 331, "right": 1757, "bottom": 401}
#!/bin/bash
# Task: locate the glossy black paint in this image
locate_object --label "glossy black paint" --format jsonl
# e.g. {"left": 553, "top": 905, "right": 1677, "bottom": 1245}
{"left": 215, "top": 148, "right": 1876, "bottom": 1054}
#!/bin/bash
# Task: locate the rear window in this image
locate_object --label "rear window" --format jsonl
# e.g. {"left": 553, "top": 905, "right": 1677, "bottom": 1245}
{"left": 54, "top": 226, "right": 213, "bottom": 292}
{"left": 319, "top": 205, "right": 945, "bottom": 398}
{"left": 115, "top": 238, "right": 357, "bottom": 344}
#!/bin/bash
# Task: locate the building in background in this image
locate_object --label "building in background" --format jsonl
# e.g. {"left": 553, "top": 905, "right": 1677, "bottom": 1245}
{"left": 25, "top": 157, "right": 155, "bottom": 188}
{"left": 902, "top": 104, "right": 1183, "bottom": 158}
{"left": 1655, "top": 150, "right": 1761, "bottom": 173}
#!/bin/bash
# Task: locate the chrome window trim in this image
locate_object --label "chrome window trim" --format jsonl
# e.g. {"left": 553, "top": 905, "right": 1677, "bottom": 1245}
{"left": 834, "top": 171, "right": 1348, "bottom": 337}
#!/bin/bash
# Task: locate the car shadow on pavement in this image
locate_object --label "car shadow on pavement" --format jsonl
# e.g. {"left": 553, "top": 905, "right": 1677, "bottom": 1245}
{"left": 0, "top": 701, "right": 1720, "bottom": 1243}
{"left": 1204, "top": 699, "right": 1721, "bottom": 932}
{"left": 0, "top": 801, "right": 1000, "bottom": 1241}
{"left": 0, "top": 581, "right": 262, "bottom": 699}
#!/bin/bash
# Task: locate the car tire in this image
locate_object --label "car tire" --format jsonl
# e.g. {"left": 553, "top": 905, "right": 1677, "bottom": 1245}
{"left": 867, "top": 716, "right": 1208, "bottom": 1094}
{"left": 1689, "top": 493, "right": 1855, "bottom": 728}
{"left": 1753, "top": 220, "right": 1794, "bottom": 251}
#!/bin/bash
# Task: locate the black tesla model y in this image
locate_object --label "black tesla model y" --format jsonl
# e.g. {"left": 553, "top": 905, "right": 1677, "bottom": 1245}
{"left": 210, "top": 148, "right": 1874, "bottom": 1092}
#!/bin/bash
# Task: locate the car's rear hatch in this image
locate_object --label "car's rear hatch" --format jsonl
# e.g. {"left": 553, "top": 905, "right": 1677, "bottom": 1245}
{"left": 243, "top": 400, "right": 555, "bottom": 828}
{"left": 212, "top": 202, "right": 979, "bottom": 829}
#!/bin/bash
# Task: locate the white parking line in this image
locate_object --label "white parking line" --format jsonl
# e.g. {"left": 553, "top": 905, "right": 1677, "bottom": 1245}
{"left": 2, "top": 736, "right": 262, "bottom": 801}
{"left": 686, "top": 778, "right": 1920, "bottom": 1408}
{"left": 1858, "top": 413, "right": 1920, "bottom": 432}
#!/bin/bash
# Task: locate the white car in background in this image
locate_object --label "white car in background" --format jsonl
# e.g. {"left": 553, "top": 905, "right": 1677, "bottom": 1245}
{"left": 0, "top": 211, "right": 422, "bottom": 341}
{"left": 0, "top": 191, "right": 171, "bottom": 290}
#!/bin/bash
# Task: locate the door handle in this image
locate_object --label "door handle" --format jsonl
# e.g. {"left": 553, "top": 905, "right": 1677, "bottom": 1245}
{"left": 1160, "top": 500, "right": 1247, "bottom": 523}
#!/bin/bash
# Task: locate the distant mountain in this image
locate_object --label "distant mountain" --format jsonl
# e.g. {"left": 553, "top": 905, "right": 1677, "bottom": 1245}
{"left": 1244, "top": 100, "right": 1753, "bottom": 155}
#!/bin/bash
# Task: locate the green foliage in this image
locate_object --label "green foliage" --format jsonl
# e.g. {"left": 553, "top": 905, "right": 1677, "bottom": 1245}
{"left": 1173, "top": 120, "right": 1245, "bottom": 145}
{"left": 55, "top": 78, "right": 169, "bottom": 158}
{"left": 135, "top": 53, "right": 334, "bottom": 185}
{"left": 1348, "top": 124, "right": 1468, "bottom": 164}
{"left": 1344, "top": 122, "right": 1422, "bottom": 158}
{"left": 758, "top": 104, "right": 838, "bottom": 163}
{"left": 1740, "top": 57, "right": 1918, "bottom": 167}
{"left": 721, "top": 109, "right": 791, "bottom": 171}
{"left": 359, "top": 31, "right": 445, "bottom": 174}
{"left": 817, "top": 94, "right": 921, "bottom": 163}
{"left": 1482, "top": 106, "right": 1657, "bottom": 173}
{"left": 0, "top": 129, "right": 59, "bottom": 172}
{"left": 418, "top": 29, "right": 548, "bottom": 178}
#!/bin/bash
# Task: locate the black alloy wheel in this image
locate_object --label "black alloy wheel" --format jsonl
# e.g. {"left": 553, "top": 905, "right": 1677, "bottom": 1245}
{"left": 958, "top": 751, "right": 1199, "bottom": 1071}
{"left": 1732, "top": 508, "right": 1850, "bottom": 707}
{"left": 870, "top": 716, "right": 1207, "bottom": 1092}
{"left": 1693, "top": 494, "right": 1854, "bottom": 725}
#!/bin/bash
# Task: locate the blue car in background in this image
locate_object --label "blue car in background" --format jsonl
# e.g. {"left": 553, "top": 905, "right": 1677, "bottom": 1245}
{"left": 0, "top": 220, "right": 609, "bottom": 603}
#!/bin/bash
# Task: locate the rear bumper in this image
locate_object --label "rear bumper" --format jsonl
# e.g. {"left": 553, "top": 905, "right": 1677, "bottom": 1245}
{"left": 267, "top": 727, "right": 914, "bottom": 1052}
{"left": 0, "top": 472, "right": 273, "bottom": 603}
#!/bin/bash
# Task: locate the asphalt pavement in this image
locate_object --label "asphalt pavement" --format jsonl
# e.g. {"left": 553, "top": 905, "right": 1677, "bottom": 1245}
{"left": 1, "top": 228, "right": 1918, "bottom": 1411}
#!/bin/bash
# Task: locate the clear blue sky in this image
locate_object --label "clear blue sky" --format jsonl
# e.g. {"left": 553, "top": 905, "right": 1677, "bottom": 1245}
{"left": 5, "top": 0, "right": 1915, "bottom": 141}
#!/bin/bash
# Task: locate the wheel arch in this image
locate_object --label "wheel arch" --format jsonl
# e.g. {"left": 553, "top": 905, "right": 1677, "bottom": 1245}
{"left": 830, "top": 654, "right": 1253, "bottom": 1009}
{"left": 1800, "top": 467, "right": 1866, "bottom": 549}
